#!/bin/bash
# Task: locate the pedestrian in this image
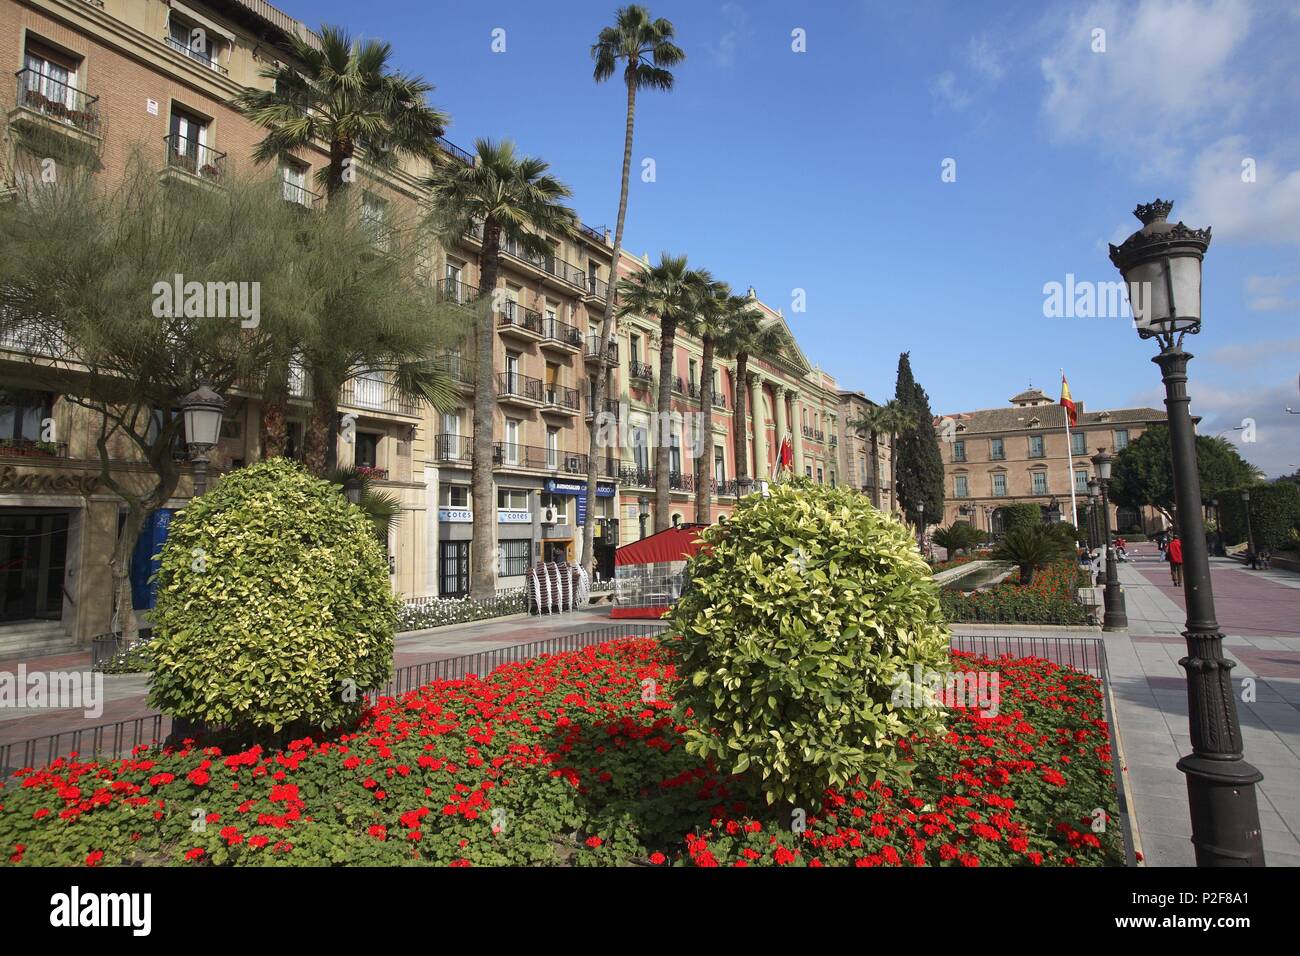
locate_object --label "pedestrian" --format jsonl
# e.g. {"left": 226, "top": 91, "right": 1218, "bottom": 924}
{"left": 1168, "top": 533, "right": 1183, "bottom": 587}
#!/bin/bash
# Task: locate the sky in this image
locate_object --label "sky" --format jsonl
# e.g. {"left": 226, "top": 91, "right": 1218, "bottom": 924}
{"left": 277, "top": 0, "right": 1300, "bottom": 477}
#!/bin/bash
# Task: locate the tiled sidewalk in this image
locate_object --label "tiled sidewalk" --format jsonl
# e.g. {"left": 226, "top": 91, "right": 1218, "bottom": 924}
{"left": 1105, "top": 552, "right": 1300, "bottom": 866}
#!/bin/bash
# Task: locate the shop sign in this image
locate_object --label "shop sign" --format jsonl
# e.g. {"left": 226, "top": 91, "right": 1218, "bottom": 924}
{"left": 0, "top": 466, "right": 101, "bottom": 495}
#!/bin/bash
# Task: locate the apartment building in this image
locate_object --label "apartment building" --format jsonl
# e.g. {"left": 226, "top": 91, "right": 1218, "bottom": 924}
{"left": 836, "top": 390, "right": 896, "bottom": 514}
{"left": 0, "top": 0, "right": 438, "bottom": 652}
{"left": 935, "top": 387, "right": 1167, "bottom": 535}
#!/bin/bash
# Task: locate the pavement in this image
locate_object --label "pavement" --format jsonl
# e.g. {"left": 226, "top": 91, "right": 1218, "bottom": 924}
{"left": 1100, "top": 547, "right": 1300, "bottom": 867}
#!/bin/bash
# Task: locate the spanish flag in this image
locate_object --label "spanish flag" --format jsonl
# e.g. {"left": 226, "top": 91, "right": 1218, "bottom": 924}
{"left": 1060, "top": 374, "right": 1078, "bottom": 427}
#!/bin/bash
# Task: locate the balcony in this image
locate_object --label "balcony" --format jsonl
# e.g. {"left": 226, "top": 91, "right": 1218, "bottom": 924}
{"left": 579, "top": 222, "right": 608, "bottom": 245}
{"left": 539, "top": 317, "right": 584, "bottom": 353}
{"left": 436, "top": 353, "right": 475, "bottom": 392}
{"left": 672, "top": 376, "right": 685, "bottom": 395}
{"left": 281, "top": 180, "right": 321, "bottom": 209}
{"left": 628, "top": 359, "right": 654, "bottom": 383}
{"left": 541, "top": 383, "right": 580, "bottom": 416}
{"left": 10, "top": 70, "right": 101, "bottom": 148}
{"left": 585, "top": 275, "right": 609, "bottom": 303}
{"left": 496, "top": 371, "right": 544, "bottom": 407}
{"left": 499, "top": 238, "right": 587, "bottom": 292}
{"left": 0, "top": 438, "right": 69, "bottom": 460}
{"left": 585, "top": 336, "right": 618, "bottom": 366}
{"left": 354, "top": 466, "right": 388, "bottom": 481}
{"left": 163, "top": 35, "right": 229, "bottom": 76}
{"left": 716, "top": 478, "right": 759, "bottom": 498}
{"left": 439, "top": 277, "right": 481, "bottom": 307}
{"left": 340, "top": 374, "right": 421, "bottom": 417}
{"left": 436, "top": 137, "right": 474, "bottom": 165}
{"left": 493, "top": 443, "right": 586, "bottom": 474}
{"left": 585, "top": 398, "right": 619, "bottom": 422}
{"left": 618, "top": 462, "right": 655, "bottom": 488}
{"left": 433, "top": 434, "right": 473, "bottom": 466}
{"left": 162, "top": 134, "right": 226, "bottom": 187}
{"left": 498, "top": 301, "right": 543, "bottom": 340}
{"left": 711, "top": 389, "right": 728, "bottom": 410}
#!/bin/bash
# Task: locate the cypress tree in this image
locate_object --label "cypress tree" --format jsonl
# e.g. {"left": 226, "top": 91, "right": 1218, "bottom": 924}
{"left": 893, "top": 352, "right": 946, "bottom": 526}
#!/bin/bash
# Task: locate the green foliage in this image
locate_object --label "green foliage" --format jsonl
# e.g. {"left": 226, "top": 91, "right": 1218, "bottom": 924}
{"left": 993, "top": 525, "right": 1073, "bottom": 585}
{"left": 893, "top": 353, "right": 945, "bottom": 525}
{"left": 1217, "top": 483, "right": 1300, "bottom": 550}
{"left": 1109, "top": 425, "right": 1260, "bottom": 517}
{"left": 147, "top": 458, "right": 397, "bottom": 737}
{"left": 931, "top": 522, "right": 983, "bottom": 555}
{"left": 999, "top": 503, "right": 1043, "bottom": 535}
{"left": 669, "top": 480, "right": 951, "bottom": 807}
{"left": 1046, "top": 522, "right": 1086, "bottom": 548}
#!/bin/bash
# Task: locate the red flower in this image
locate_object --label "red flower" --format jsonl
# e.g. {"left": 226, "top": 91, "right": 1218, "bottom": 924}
{"left": 648, "top": 852, "right": 666, "bottom": 865}
{"left": 184, "top": 847, "right": 205, "bottom": 861}
{"left": 585, "top": 836, "right": 603, "bottom": 848}
{"left": 84, "top": 850, "right": 103, "bottom": 867}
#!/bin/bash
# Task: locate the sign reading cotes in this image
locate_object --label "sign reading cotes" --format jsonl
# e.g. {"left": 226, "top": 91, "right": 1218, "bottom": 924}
{"left": 0, "top": 466, "right": 101, "bottom": 495}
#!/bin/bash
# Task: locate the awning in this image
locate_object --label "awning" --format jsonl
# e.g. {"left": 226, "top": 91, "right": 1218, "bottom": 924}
{"left": 615, "top": 524, "right": 707, "bottom": 566}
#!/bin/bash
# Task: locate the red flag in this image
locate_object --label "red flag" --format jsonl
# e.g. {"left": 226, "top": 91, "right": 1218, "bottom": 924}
{"left": 773, "top": 434, "right": 793, "bottom": 479}
{"left": 1060, "top": 374, "right": 1078, "bottom": 428}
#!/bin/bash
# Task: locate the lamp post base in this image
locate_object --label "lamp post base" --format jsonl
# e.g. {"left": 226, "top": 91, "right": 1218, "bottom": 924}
{"left": 1177, "top": 751, "right": 1265, "bottom": 866}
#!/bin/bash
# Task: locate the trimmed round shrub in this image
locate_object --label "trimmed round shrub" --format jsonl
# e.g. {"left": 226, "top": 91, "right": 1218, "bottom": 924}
{"left": 670, "top": 480, "right": 950, "bottom": 806}
{"left": 148, "top": 457, "right": 398, "bottom": 736}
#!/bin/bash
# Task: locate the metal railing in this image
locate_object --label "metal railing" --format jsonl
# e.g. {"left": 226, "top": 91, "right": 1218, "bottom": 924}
{"left": 628, "top": 359, "right": 655, "bottom": 381}
{"left": 163, "top": 35, "right": 229, "bottom": 75}
{"left": 439, "top": 277, "right": 480, "bottom": 305}
{"left": 436, "top": 352, "right": 475, "bottom": 387}
{"left": 340, "top": 375, "right": 421, "bottom": 416}
{"left": 0, "top": 438, "right": 69, "bottom": 459}
{"left": 163, "top": 133, "right": 226, "bottom": 181}
{"left": 14, "top": 69, "right": 100, "bottom": 135}
{"left": 433, "top": 434, "right": 472, "bottom": 465}
{"left": 586, "top": 336, "right": 618, "bottom": 364}
{"left": 585, "top": 398, "right": 619, "bottom": 420}
{"left": 579, "top": 222, "right": 607, "bottom": 244}
{"left": 711, "top": 390, "right": 728, "bottom": 409}
{"left": 543, "top": 383, "right": 580, "bottom": 411}
{"left": 619, "top": 463, "right": 654, "bottom": 487}
{"left": 541, "top": 317, "right": 584, "bottom": 349}
{"left": 500, "top": 241, "right": 587, "bottom": 290}
{"left": 436, "top": 137, "right": 474, "bottom": 165}
{"left": 499, "top": 301, "right": 543, "bottom": 336}
{"left": 586, "top": 276, "right": 609, "bottom": 300}
{"left": 281, "top": 180, "right": 321, "bottom": 208}
{"left": 497, "top": 371, "right": 543, "bottom": 403}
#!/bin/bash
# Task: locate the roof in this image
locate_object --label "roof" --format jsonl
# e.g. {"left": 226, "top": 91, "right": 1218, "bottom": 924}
{"left": 936, "top": 405, "right": 1166, "bottom": 435}
{"left": 615, "top": 524, "right": 707, "bottom": 566}
{"left": 1009, "top": 387, "right": 1051, "bottom": 404}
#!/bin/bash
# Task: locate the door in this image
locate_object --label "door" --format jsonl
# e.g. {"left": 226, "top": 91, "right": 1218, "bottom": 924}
{"left": 0, "top": 509, "right": 70, "bottom": 622}
{"left": 439, "top": 540, "right": 469, "bottom": 598}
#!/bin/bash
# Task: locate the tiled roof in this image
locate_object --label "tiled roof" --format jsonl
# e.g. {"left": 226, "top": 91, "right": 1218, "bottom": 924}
{"left": 936, "top": 405, "right": 1166, "bottom": 434}
{"left": 1009, "top": 387, "right": 1050, "bottom": 404}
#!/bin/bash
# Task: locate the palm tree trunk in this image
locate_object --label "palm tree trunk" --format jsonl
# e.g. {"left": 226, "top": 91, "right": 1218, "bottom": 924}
{"left": 327, "top": 138, "right": 354, "bottom": 199}
{"left": 695, "top": 336, "right": 715, "bottom": 523}
{"left": 260, "top": 368, "right": 289, "bottom": 459}
{"left": 654, "top": 318, "right": 676, "bottom": 533}
{"left": 303, "top": 373, "right": 335, "bottom": 476}
{"left": 581, "top": 75, "right": 638, "bottom": 577}
{"left": 732, "top": 353, "right": 749, "bottom": 486}
{"left": 869, "top": 430, "right": 880, "bottom": 508}
{"left": 470, "top": 223, "right": 501, "bottom": 600}
{"left": 889, "top": 431, "right": 898, "bottom": 514}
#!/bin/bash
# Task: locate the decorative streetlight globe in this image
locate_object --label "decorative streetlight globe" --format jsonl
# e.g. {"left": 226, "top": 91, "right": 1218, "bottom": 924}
{"left": 1108, "top": 197, "right": 1263, "bottom": 867}
{"left": 1089, "top": 448, "right": 1126, "bottom": 632}
{"left": 1108, "top": 199, "right": 1210, "bottom": 339}
{"left": 181, "top": 383, "right": 226, "bottom": 497}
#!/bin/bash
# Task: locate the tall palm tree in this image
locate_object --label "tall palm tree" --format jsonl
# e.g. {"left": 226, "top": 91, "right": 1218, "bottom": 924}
{"left": 721, "top": 305, "right": 786, "bottom": 490}
{"left": 875, "top": 400, "right": 913, "bottom": 515}
{"left": 582, "top": 6, "right": 684, "bottom": 573}
{"left": 617, "top": 253, "right": 699, "bottom": 533}
{"left": 423, "top": 138, "right": 577, "bottom": 600}
{"left": 233, "top": 24, "right": 448, "bottom": 457}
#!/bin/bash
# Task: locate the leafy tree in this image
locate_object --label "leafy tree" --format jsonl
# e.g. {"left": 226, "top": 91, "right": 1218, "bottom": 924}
{"left": 1109, "top": 425, "right": 1261, "bottom": 525}
{"left": 1217, "top": 483, "right": 1300, "bottom": 550}
{"left": 893, "top": 352, "right": 944, "bottom": 527}
{"left": 583, "top": 5, "right": 684, "bottom": 574}
{"left": 0, "top": 156, "right": 308, "bottom": 639}
{"left": 849, "top": 399, "right": 909, "bottom": 512}
{"left": 1000, "top": 502, "right": 1043, "bottom": 534}
{"left": 233, "top": 23, "right": 448, "bottom": 456}
{"left": 423, "top": 138, "right": 577, "bottom": 599}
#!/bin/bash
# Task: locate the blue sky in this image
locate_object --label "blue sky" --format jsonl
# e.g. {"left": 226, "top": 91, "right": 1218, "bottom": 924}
{"left": 278, "top": 0, "right": 1300, "bottom": 476}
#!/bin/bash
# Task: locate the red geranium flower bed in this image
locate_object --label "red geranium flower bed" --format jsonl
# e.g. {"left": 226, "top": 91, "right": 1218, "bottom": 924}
{"left": 0, "top": 638, "right": 1123, "bottom": 867}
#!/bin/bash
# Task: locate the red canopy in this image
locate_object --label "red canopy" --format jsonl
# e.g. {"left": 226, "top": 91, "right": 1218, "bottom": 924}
{"left": 615, "top": 523, "right": 707, "bottom": 566}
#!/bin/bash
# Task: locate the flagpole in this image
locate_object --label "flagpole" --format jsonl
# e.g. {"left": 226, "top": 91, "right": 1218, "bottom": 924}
{"left": 1062, "top": 369, "right": 1078, "bottom": 528}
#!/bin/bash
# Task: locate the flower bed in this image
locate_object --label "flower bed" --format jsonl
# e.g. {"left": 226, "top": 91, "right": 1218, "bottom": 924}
{"left": 940, "top": 561, "right": 1090, "bottom": 625}
{"left": 397, "top": 589, "right": 527, "bottom": 631}
{"left": 1, "top": 638, "right": 1122, "bottom": 867}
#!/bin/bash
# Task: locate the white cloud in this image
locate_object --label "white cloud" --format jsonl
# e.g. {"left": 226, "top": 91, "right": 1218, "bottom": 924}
{"left": 1207, "top": 333, "right": 1300, "bottom": 367}
{"left": 931, "top": 71, "right": 971, "bottom": 110}
{"left": 1180, "top": 137, "right": 1300, "bottom": 245}
{"left": 710, "top": 3, "right": 751, "bottom": 69}
{"left": 967, "top": 34, "right": 1006, "bottom": 81}
{"left": 1173, "top": 379, "right": 1300, "bottom": 477}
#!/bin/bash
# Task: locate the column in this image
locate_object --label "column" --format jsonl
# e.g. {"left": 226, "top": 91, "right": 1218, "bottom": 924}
{"left": 791, "top": 391, "right": 804, "bottom": 476}
{"left": 750, "top": 375, "right": 768, "bottom": 480}
{"left": 773, "top": 386, "right": 788, "bottom": 474}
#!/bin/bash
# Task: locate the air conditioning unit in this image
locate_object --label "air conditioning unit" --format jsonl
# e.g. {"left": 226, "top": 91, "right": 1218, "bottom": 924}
{"left": 541, "top": 506, "right": 559, "bottom": 524}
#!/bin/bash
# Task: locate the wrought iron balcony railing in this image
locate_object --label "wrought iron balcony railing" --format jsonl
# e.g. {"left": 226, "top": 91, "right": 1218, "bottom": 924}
{"left": 14, "top": 69, "right": 100, "bottom": 136}
{"left": 163, "top": 133, "right": 226, "bottom": 181}
{"left": 164, "top": 35, "right": 229, "bottom": 75}
{"left": 497, "top": 371, "right": 543, "bottom": 403}
{"left": 543, "top": 383, "right": 580, "bottom": 411}
{"left": 628, "top": 359, "right": 654, "bottom": 381}
{"left": 541, "top": 316, "right": 584, "bottom": 349}
{"left": 585, "top": 336, "right": 618, "bottom": 364}
{"left": 499, "top": 301, "right": 543, "bottom": 335}
{"left": 433, "top": 434, "right": 473, "bottom": 465}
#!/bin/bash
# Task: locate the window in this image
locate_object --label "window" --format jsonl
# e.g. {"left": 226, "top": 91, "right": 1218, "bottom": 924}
{"left": 280, "top": 161, "right": 311, "bottom": 206}
{"left": 1031, "top": 471, "right": 1048, "bottom": 495}
{"left": 992, "top": 472, "right": 1007, "bottom": 496}
{"left": 1114, "top": 429, "right": 1130, "bottom": 450}
{"left": 439, "top": 484, "right": 468, "bottom": 508}
{"left": 955, "top": 475, "right": 969, "bottom": 498}
{"left": 498, "top": 540, "right": 530, "bottom": 577}
{"left": 362, "top": 192, "right": 390, "bottom": 250}
{"left": 990, "top": 437, "right": 1005, "bottom": 460}
{"left": 545, "top": 307, "right": 558, "bottom": 338}
{"left": 829, "top": 471, "right": 836, "bottom": 488}
{"left": 805, "top": 464, "right": 813, "bottom": 478}
{"left": 540, "top": 493, "right": 568, "bottom": 519}
{"left": 1071, "top": 431, "right": 1086, "bottom": 456}
{"left": 630, "top": 333, "right": 641, "bottom": 364}
{"left": 1028, "top": 435, "right": 1045, "bottom": 458}
{"left": 168, "top": 106, "right": 210, "bottom": 172}
{"left": 1075, "top": 470, "right": 1089, "bottom": 493}
{"left": 21, "top": 41, "right": 81, "bottom": 118}
{"left": 505, "top": 352, "right": 521, "bottom": 394}
{"left": 632, "top": 424, "right": 649, "bottom": 471}
{"left": 546, "top": 426, "right": 559, "bottom": 469}
{"left": 167, "top": 14, "right": 226, "bottom": 73}
{"left": 688, "top": 358, "right": 698, "bottom": 388}
{"left": 714, "top": 446, "right": 726, "bottom": 483}
{"left": 355, "top": 432, "right": 379, "bottom": 470}
{"left": 497, "top": 488, "right": 530, "bottom": 510}
{"left": 503, "top": 418, "right": 520, "bottom": 464}
{"left": 669, "top": 433, "right": 681, "bottom": 474}
{"left": 952, "top": 440, "right": 966, "bottom": 462}
{"left": 817, "top": 466, "right": 824, "bottom": 484}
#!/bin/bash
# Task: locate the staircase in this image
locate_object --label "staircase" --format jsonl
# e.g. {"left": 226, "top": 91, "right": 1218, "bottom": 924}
{"left": 0, "top": 621, "right": 80, "bottom": 661}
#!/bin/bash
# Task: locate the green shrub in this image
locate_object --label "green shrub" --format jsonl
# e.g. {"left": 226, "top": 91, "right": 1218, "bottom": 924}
{"left": 931, "top": 521, "right": 982, "bottom": 556}
{"left": 1000, "top": 503, "right": 1042, "bottom": 534}
{"left": 993, "top": 525, "right": 1073, "bottom": 585}
{"left": 1045, "top": 521, "right": 1085, "bottom": 548}
{"left": 669, "top": 480, "right": 950, "bottom": 807}
{"left": 1217, "top": 483, "right": 1300, "bottom": 550}
{"left": 148, "top": 458, "right": 398, "bottom": 737}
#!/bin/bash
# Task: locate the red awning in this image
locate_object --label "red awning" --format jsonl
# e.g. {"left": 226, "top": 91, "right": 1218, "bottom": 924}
{"left": 614, "top": 524, "right": 707, "bottom": 566}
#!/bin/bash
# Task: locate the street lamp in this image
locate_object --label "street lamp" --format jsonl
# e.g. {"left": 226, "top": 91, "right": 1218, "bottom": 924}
{"left": 343, "top": 476, "right": 364, "bottom": 505}
{"left": 181, "top": 382, "right": 225, "bottom": 497}
{"left": 1110, "top": 198, "right": 1264, "bottom": 866}
{"left": 1241, "top": 489, "right": 1256, "bottom": 564}
{"left": 917, "top": 502, "right": 925, "bottom": 554}
{"left": 1090, "top": 449, "right": 1128, "bottom": 631}
{"left": 1209, "top": 497, "right": 1223, "bottom": 557}
{"left": 1087, "top": 477, "right": 1101, "bottom": 550}
{"left": 637, "top": 495, "right": 649, "bottom": 540}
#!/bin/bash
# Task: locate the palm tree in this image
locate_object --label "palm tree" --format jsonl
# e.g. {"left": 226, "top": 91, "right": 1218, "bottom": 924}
{"left": 874, "top": 400, "right": 912, "bottom": 514}
{"left": 617, "top": 254, "right": 700, "bottom": 532}
{"left": 721, "top": 304, "right": 785, "bottom": 490}
{"left": 423, "top": 138, "right": 577, "bottom": 600}
{"left": 582, "top": 5, "right": 684, "bottom": 574}
{"left": 233, "top": 24, "right": 448, "bottom": 457}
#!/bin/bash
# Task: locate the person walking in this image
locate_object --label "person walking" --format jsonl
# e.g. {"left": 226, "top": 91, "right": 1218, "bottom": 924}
{"left": 1168, "top": 533, "right": 1183, "bottom": 587}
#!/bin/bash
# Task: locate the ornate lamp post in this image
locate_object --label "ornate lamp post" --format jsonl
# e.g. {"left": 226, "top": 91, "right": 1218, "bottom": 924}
{"left": 1109, "top": 198, "right": 1264, "bottom": 866}
{"left": 917, "top": 502, "right": 926, "bottom": 555}
{"left": 181, "top": 383, "right": 225, "bottom": 497}
{"left": 343, "top": 476, "right": 364, "bottom": 505}
{"left": 1241, "top": 489, "right": 1256, "bottom": 565}
{"left": 1087, "top": 477, "right": 1101, "bottom": 549}
{"left": 637, "top": 495, "right": 649, "bottom": 540}
{"left": 1090, "top": 449, "right": 1128, "bottom": 631}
